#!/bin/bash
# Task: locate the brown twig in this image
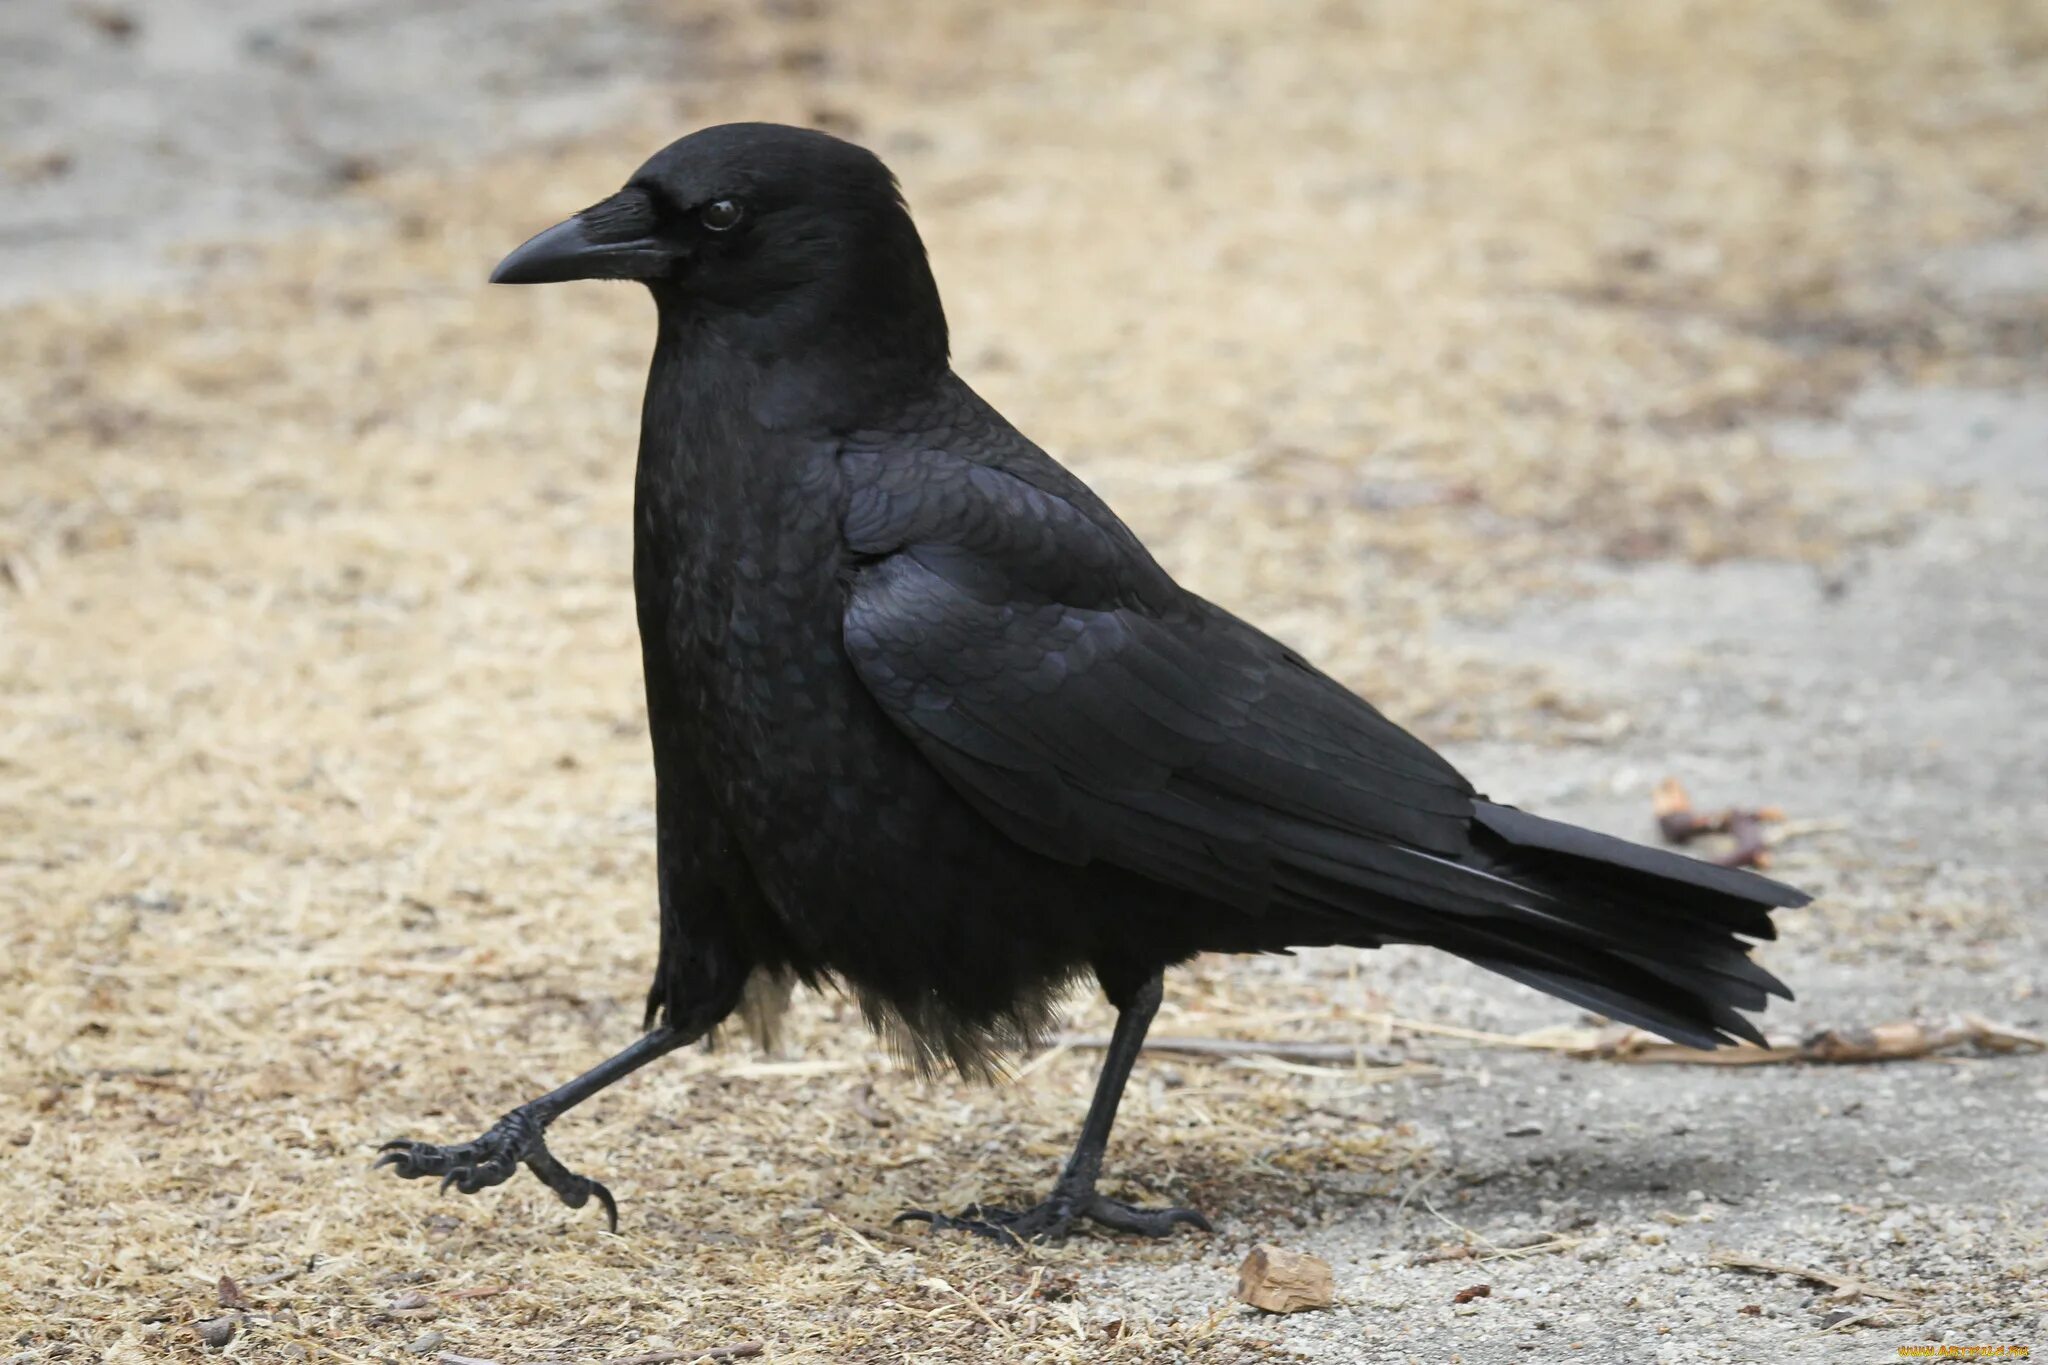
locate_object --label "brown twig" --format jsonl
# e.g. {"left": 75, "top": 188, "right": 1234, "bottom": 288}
{"left": 1586, "top": 1014, "right": 2045, "bottom": 1064}
{"left": 607, "top": 1345, "right": 764, "bottom": 1365}
{"left": 1805, "top": 1307, "right": 1915, "bottom": 1335}
{"left": 1709, "top": 1251, "right": 1913, "bottom": 1304}
{"left": 1063, "top": 1014, "right": 2042, "bottom": 1069}
{"left": 1056, "top": 1035, "right": 1399, "bottom": 1064}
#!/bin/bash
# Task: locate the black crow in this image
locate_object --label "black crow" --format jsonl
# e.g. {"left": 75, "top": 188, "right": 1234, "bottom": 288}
{"left": 377, "top": 123, "right": 1806, "bottom": 1243}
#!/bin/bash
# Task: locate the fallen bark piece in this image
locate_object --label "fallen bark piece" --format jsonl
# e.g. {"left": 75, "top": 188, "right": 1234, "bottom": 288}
{"left": 1235, "top": 1244, "right": 1334, "bottom": 1314}
{"left": 1453, "top": 1283, "right": 1492, "bottom": 1304}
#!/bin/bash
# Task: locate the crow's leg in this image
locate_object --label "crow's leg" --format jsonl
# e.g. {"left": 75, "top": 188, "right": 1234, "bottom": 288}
{"left": 376, "top": 1025, "right": 689, "bottom": 1232}
{"left": 896, "top": 969, "right": 1210, "bottom": 1245}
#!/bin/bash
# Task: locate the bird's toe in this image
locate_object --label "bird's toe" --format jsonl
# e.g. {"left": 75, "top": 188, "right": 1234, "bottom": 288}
{"left": 375, "top": 1139, "right": 473, "bottom": 1180}
{"left": 1084, "top": 1195, "right": 1210, "bottom": 1238}
{"left": 374, "top": 1120, "right": 527, "bottom": 1194}
{"left": 893, "top": 1203, "right": 1037, "bottom": 1246}
{"left": 524, "top": 1143, "right": 619, "bottom": 1231}
{"left": 900, "top": 1189, "right": 1207, "bottom": 1244}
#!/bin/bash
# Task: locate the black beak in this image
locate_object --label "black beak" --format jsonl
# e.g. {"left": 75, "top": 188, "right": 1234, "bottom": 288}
{"left": 490, "top": 189, "right": 674, "bottom": 285}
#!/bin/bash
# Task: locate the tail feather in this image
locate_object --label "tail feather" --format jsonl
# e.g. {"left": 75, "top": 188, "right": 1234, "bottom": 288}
{"left": 1445, "top": 799, "right": 1806, "bottom": 1047}
{"left": 1473, "top": 801, "right": 1809, "bottom": 922}
{"left": 1220, "top": 795, "right": 1805, "bottom": 1049}
{"left": 1478, "top": 959, "right": 1767, "bottom": 1049}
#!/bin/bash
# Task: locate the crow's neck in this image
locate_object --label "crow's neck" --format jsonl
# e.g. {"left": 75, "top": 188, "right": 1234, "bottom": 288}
{"left": 647, "top": 270, "right": 948, "bottom": 433}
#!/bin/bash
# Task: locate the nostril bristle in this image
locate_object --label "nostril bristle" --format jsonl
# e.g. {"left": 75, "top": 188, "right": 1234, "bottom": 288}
{"left": 577, "top": 189, "right": 658, "bottom": 243}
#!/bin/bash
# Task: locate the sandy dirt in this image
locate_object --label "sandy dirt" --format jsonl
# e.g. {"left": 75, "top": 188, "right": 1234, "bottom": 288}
{"left": 3, "top": 1, "right": 2045, "bottom": 1362}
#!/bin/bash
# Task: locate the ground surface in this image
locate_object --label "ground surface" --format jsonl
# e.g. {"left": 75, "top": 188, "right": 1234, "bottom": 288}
{"left": 2, "top": 2, "right": 2045, "bottom": 1362}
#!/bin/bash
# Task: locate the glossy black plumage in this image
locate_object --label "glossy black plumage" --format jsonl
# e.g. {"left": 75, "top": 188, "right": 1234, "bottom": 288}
{"left": 377, "top": 123, "right": 1807, "bottom": 1241}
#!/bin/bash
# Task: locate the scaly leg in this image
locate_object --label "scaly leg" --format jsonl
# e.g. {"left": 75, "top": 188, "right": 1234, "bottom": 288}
{"left": 376, "top": 1025, "right": 689, "bottom": 1232}
{"left": 896, "top": 970, "right": 1210, "bottom": 1245}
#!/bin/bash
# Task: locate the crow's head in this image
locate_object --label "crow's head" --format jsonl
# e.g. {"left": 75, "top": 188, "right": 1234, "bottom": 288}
{"left": 492, "top": 123, "right": 947, "bottom": 373}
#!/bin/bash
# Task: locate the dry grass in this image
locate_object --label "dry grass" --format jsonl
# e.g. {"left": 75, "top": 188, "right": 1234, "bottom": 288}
{"left": 5, "top": 0, "right": 2048, "bottom": 1360}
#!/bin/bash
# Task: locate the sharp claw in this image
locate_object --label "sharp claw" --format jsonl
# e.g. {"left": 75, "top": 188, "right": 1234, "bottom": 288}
{"left": 891, "top": 1209, "right": 937, "bottom": 1226}
{"left": 590, "top": 1179, "right": 619, "bottom": 1234}
{"left": 380, "top": 1110, "right": 620, "bottom": 1230}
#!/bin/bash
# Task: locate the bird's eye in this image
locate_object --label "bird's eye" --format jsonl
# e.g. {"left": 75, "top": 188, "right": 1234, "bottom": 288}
{"left": 699, "top": 199, "right": 744, "bottom": 232}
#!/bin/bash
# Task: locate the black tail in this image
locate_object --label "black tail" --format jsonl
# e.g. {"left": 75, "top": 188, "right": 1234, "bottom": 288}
{"left": 1445, "top": 801, "right": 1807, "bottom": 1049}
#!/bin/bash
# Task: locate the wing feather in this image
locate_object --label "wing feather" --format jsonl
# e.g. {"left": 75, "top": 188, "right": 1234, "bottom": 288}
{"left": 833, "top": 386, "right": 1795, "bottom": 1048}
{"left": 842, "top": 526, "right": 1478, "bottom": 925}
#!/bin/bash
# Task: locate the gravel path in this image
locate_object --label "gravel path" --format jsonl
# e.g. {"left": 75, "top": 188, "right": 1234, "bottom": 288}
{"left": 4, "top": 3, "right": 2042, "bottom": 1362}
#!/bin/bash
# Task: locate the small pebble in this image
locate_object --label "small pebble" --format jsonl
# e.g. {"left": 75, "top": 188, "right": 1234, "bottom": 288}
{"left": 193, "top": 1317, "right": 236, "bottom": 1349}
{"left": 407, "top": 1329, "right": 446, "bottom": 1354}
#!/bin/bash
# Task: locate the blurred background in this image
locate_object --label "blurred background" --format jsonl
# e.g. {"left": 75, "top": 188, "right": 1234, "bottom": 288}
{"left": 3, "top": 2, "right": 2044, "bottom": 1362}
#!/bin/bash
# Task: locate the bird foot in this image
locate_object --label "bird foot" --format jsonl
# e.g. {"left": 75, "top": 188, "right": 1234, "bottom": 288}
{"left": 376, "top": 1105, "right": 618, "bottom": 1232}
{"left": 895, "top": 1191, "right": 1209, "bottom": 1246}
